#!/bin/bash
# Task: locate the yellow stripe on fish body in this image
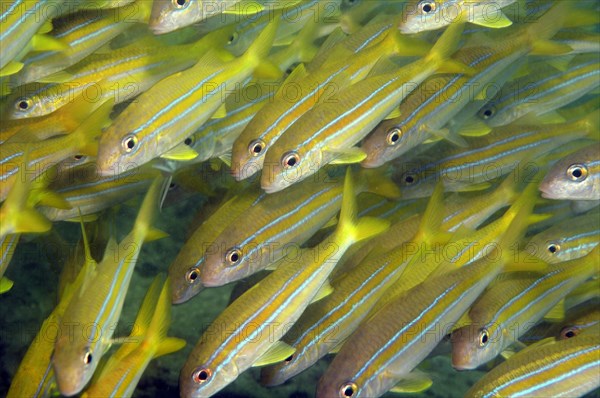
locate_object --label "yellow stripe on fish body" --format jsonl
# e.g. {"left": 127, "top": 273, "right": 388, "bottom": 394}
{"left": 52, "top": 176, "right": 166, "bottom": 397}
{"left": 465, "top": 333, "right": 600, "bottom": 398}
{"left": 96, "top": 18, "right": 280, "bottom": 177}
{"left": 451, "top": 247, "right": 599, "bottom": 370}
{"left": 0, "top": 0, "right": 69, "bottom": 71}
{"left": 260, "top": 20, "right": 468, "bottom": 193}
{"left": 179, "top": 168, "right": 389, "bottom": 398}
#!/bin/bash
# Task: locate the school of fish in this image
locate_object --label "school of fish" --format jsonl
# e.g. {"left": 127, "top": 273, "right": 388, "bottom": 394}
{"left": 1, "top": 0, "right": 599, "bottom": 397}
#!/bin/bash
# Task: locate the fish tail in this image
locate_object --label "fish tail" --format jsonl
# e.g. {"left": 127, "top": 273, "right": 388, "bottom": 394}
{"left": 72, "top": 97, "right": 114, "bottom": 157}
{"left": 291, "top": 17, "right": 321, "bottom": 64}
{"left": 581, "top": 108, "right": 600, "bottom": 140}
{"left": 416, "top": 181, "right": 453, "bottom": 245}
{"left": 426, "top": 18, "right": 474, "bottom": 75}
{"left": 143, "top": 276, "right": 186, "bottom": 358}
{"left": 527, "top": 2, "right": 573, "bottom": 55}
{"left": 132, "top": 176, "right": 170, "bottom": 242}
{"left": 333, "top": 168, "right": 390, "bottom": 248}
{"left": 245, "top": 18, "right": 281, "bottom": 79}
{"left": 356, "top": 168, "right": 402, "bottom": 199}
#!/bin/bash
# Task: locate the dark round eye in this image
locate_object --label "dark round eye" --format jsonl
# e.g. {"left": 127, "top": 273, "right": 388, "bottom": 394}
{"left": 225, "top": 248, "right": 242, "bottom": 266}
{"left": 403, "top": 173, "right": 417, "bottom": 185}
{"left": 479, "top": 328, "right": 489, "bottom": 347}
{"left": 172, "top": 0, "right": 189, "bottom": 9}
{"left": 83, "top": 351, "right": 93, "bottom": 365}
{"left": 186, "top": 268, "right": 200, "bottom": 283}
{"left": 547, "top": 243, "right": 560, "bottom": 254}
{"left": 284, "top": 354, "right": 293, "bottom": 363}
{"left": 567, "top": 164, "right": 588, "bottom": 181}
{"left": 121, "top": 134, "right": 138, "bottom": 153}
{"left": 479, "top": 106, "right": 495, "bottom": 120}
{"left": 184, "top": 136, "right": 194, "bottom": 146}
{"left": 249, "top": 139, "right": 265, "bottom": 156}
{"left": 419, "top": 1, "right": 436, "bottom": 14}
{"left": 282, "top": 152, "right": 300, "bottom": 169}
{"left": 386, "top": 128, "right": 401, "bottom": 146}
{"left": 192, "top": 367, "right": 212, "bottom": 384}
{"left": 73, "top": 154, "right": 84, "bottom": 160}
{"left": 339, "top": 382, "right": 358, "bottom": 397}
{"left": 15, "top": 97, "right": 32, "bottom": 111}
{"left": 168, "top": 182, "right": 177, "bottom": 190}
{"left": 228, "top": 32, "right": 238, "bottom": 44}
{"left": 560, "top": 326, "right": 579, "bottom": 339}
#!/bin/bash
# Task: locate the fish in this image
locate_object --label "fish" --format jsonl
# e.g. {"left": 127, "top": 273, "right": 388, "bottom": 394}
{"left": 477, "top": 55, "right": 600, "bottom": 127}
{"left": 315, "top": 179, "right": 538, "bottom": 398}
{"left": 465, "top": 334, "right": 600, "bottom": 398}
{"left": 179, "top": 168, "right": 389, "bottom": 397}
{"left": 230, "top": 19, "right": 425, "bottom": 181}
{"left": 7, "top": 215, "right": 97, "bottom": 397}
{"left": 399, "top": 0, "right": 517, "bottom": 34}
{"left": 200, "top": 168, "right": 400, "bottom": 287}
{"left": 0, "top": 98, "right": 113, "bottom": 202}
{"left": 525, "top": 208, "right": 600, "bottom": 263}
{"left": 540, "top": 143, "right": 600, "bottom": 200}
{"left": 451, "top": 246, "right": 599, "bottom": 370}
{"left": 260, "top": 19, "right": 470, "bottom": 193}
{"left": 6, "top": 0, "right": 152, "bottom": 88}
{"left": 393, "top": 113, "right": 599, "bottom": 199}
{"left": 80, "top": 275, "right": 185, "bottom": 398}
{"left": 96, "top": 19, "right": 280, "bottom": 177}
{"left": 51, "top": 176, "right": 167, "bottom": 396}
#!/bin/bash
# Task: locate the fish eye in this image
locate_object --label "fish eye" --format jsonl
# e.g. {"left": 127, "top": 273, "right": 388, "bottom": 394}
{"left": 478, "top": 328, "right": 489, "bottom": 347}
{"left": 186, "top": 267, "right": 200, "bottom": 283}
{"left": 228, "top": 32, "right": 238, "bottom": 45}
{"left": 168, "top": 182, "right": 177, "bottom": 190}
{"left": 121, "top": 134, "right": 138, "bottom": 153}
{"left": 282, "top": 152, "right": 300, "bottom": 169}
{"left": 83, "top": 350, "right": 93, "bottom": 365}
{"left": 284, "top": 354, "right": 293, "bottom": 363}
{"left": 225, "top": 248, "right": 242, "bottom": 266}
{"left": 339, "top": 381, "right": 358, "bottom": 397}
{"left": 567, "top": 164, "right": 588, "bottom": 182}
{"left": 248, "top": 139, "right": 266, "bottom": 156}
{"left": 386, "top": 127, "right": 402, "bottom": 146}
{"left": 560, "top": 326, "right": 579, "bottom": 339}
{"left": 419, "top": 1, "right": 437, "bottom": 14}
{"left": 73, "top": 154, "right": 84, "bottom": 160}
{"left": 479, "top": 106, "right": 495, "bottom": 120}
{"left": 15, "top": 97, "right": 32, "bottom": 112}
{"left": 547, "top": 242, "right": 560, "bottom": 254}
{"left": 184, "top": 136, "right": 194, "bottom": 146}
{"left": 192, "top": 367, "right": 212, "bottom": 384}
{"left": 172, "top": 0, "right": 189, "bottom": 9}
{"left": 403, "top": 173, "right": 417, "bottom": 185}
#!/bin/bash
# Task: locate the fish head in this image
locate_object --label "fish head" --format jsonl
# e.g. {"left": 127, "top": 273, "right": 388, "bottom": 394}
{"left": 200, "top": 237, "right": 269, "bottom": 287}
{"left": 390, "top": 160, "right": 435, "bottom": 199}
{"left": 525, "top": 237, "right": 564, "bottom": 264}
{"left": 361, "top": 120, "right": 412, "bottom": 168}
{"left": 450, "top": 323, "right": 502, "bottom": 370}
{"left": 317, "top": 372, "right": 381, "bottom": 398}
{"left": 260, "top": 145, "right": 323, "bottom": 194}
{"left": 149, "top": 0, "right": 210, "bottom": 35}
{"left": 96, "top": 124, "right": 159, "bottom": 177}
{"left": 179, "top": 343, "right": 240, "bottom": 397}
{"left": 539, "top": 150, "right": 597, "bottom": 200}
{"left": 169, "top": 254, "right": 205, "bottom": 304}
{"left": 230, "top": 133, "right": 266, "bottom": 181}
{"left": 5, "top": 84, "right": 53, "bottom": 119}
{"left": 399, "top": 0, "right": 459, "bottom": 34}
{"left": 52, "top": 325, "right": 101, "bottom": 396}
